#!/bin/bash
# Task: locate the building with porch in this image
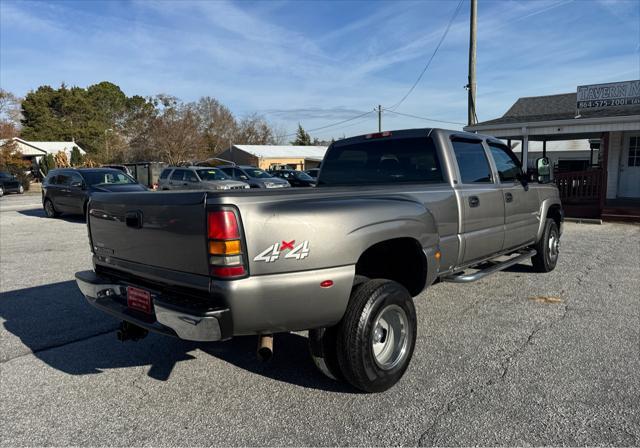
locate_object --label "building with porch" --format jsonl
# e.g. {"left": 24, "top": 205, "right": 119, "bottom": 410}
{"left": 216, "top": 144, "right": 328, "bottom": 171}
{"left": 465, "top": 80, "right": 640, "bottom": 220}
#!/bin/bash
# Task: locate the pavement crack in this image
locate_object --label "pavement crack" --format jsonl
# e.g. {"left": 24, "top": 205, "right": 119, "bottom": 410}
{"left": 419, "top": 303, "right": 571, "bottom": 446}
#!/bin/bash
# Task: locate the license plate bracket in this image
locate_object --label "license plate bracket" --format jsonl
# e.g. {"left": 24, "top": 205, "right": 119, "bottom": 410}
{"left": 127, "top": 286, "right": 152, "bottom": 314}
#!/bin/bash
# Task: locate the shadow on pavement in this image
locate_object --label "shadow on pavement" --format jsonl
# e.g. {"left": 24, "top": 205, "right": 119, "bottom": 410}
{"left": 17, "top": 208, "right": 85, "bottom": 223}
{"left": 0, "top": 280, "right": 354, "bottom": 393}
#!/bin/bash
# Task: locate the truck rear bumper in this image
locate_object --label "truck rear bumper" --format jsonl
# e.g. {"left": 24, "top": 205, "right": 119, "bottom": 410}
{"left": 75, "top": 270, "right": 232, "bottom": 342}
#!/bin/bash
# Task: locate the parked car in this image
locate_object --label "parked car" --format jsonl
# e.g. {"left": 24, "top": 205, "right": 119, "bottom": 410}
{"left": 76, "top": 128, "right": 563, "bottom": 393}
{"left": 42, "top": 168, "right": 146, "bottom": 218}
{"left": 218, "top": 165, "right": 290, "bottom": 189}
{"left": 158, "top": 166, "right": 249, "bottom": 191}
{"left": 305, "top": 168, "right": 320, "bottom": 179}
{"left": 0, "top": 171, "right": 24, "bottom": 196}
{"left": 268, "top": 169, "right": 316, "bottom": 187}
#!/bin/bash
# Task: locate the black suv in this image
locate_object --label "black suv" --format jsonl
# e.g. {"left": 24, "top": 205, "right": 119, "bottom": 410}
{"left": 42, "top": 168, "right": 146, "bottom": 218}
{"left": 0, "top": 171, "right": 25, "bottom": 197}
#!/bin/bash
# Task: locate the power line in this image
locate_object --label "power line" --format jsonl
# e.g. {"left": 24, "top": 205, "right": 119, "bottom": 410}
{"left": 386, "top": 0, "right": 465, "bottom": 111}
{"left": 283, "top": 109, "right": 375, "bottom": 138}
{"left": 383, "top": 109, "right": 466, "bottom": 126}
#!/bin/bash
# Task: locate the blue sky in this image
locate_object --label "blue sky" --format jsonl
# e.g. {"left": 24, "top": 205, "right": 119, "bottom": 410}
{"left": 1, "top": 0, "right": 639, "bottom": 140}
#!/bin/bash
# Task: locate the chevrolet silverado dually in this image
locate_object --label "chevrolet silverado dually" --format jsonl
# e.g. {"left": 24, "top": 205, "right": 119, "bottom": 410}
{"left": 75, "top": 128, "right": 563, "bottom": 392}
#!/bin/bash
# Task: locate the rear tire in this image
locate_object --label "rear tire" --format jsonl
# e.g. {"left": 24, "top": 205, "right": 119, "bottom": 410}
{"left": 0, "top": 186, "right": 4, "bottom": 197}
{"left": 336, "top": 279, "right": 416, "bottom": 393}
{"left": 44, "top": 199, "right": 60, "bottom": 218}
{"left": 18, "top": 184, "right": 24, "bottom": 194}
{"left": 532, "top": 218, "right": 559, "bottom": 272}
{"left": 308, "top": 326, "right": 343, "bottom": 381}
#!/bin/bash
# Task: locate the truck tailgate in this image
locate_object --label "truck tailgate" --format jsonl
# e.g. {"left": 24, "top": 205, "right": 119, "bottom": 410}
{"left": 88, "top": 191, "right": 209, "bottom": 276}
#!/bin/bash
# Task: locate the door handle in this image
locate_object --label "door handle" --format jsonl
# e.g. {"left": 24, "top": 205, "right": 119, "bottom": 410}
{"left": 183, "top": 182, "right": 188, "bottom": 186}
{"left": 469, "top": 196, "right": 480, "bottom": 208}
{"left": 505, "top": 192, "right": 513, "bottom": 203}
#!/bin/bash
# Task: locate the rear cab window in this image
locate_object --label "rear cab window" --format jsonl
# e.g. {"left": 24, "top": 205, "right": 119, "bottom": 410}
{"left": 318, "top": 136, "right": 444, "bottom": 186}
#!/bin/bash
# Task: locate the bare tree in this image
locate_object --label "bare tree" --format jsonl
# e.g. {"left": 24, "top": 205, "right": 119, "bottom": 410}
{"left": 234, "top": 113, "right": 278, "bottom": 145}
{"left": 195, "top": 97, "right": 237, "bottom": 155}
{"left": 0, "top": 89, "right": 22, "bottom": 139}
{"left": 148, "top": 102, "right": 206, "bottom": 165}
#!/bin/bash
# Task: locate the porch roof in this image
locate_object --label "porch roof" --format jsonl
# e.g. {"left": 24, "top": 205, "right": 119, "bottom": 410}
{"left": 465, "top": 92, "right": 640, "bottom": 140}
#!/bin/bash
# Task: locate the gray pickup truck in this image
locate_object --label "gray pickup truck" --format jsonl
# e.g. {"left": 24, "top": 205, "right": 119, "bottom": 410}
{"left": 76, "top": 128, "right": 562, "bottom": 392}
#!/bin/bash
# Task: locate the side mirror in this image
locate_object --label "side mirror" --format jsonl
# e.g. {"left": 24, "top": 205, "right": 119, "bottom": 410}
{"left": 240, "top": 175, "right": 249, "bottom": 180}
{"left": 535, "top": 157, "right": 551, "bottom": 184}
{"left": 70, "top": 180, "right": 84, "bottom": 189}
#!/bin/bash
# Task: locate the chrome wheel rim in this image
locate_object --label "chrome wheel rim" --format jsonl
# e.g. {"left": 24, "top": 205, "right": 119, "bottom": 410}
{"left": 548, "top": 230, "right": 559, "bottom": 261}
{"left": 18, "top": 185, "right": 24, "bottom": 193}
{"left": 371, "top": 304, "right": 409, "bottom": 370}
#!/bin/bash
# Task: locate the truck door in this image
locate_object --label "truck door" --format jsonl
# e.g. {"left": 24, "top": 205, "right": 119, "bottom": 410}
{"left": 451, "top": 137, "right": 505, "bottom": 265}
{"left": 486, "top": 142, "right": 539, "bottom": 250}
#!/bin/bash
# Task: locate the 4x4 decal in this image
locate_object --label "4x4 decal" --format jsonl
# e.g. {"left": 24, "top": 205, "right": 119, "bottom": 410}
{"left": 254, "top": 240, "right": 310, "bottom": 263}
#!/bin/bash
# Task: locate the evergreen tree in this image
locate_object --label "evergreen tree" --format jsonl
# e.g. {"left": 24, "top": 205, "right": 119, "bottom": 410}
{"left": 70, "top": 147, "right": 83, "bottom": 166}
{"left": 291, "top": 123, "right": 312, "bottom": 146}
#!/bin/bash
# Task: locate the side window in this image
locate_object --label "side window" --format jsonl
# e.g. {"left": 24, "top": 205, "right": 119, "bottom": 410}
{"left": 57, "top": 173, "right": 71, "bottom": 186}
{"left": 45, "top": 172, "right": 58, "bottom": 185}
{"left": 170, "top": 169, "right": 184, "bottom": 181}
{"left": 69, "top": 172, "right": 84, "bottom": 186}
{"left": 451, "top": 139, "right": 492, "bottom": 183}
{"left": 236, "top": 169, "right": 249, "bottom": 180}
{"left": 159, "top": 169, "right": 171, "bottom": 180}
{"left": 488, "top": 143, "right": 522, "bottom": 182}
{"left": 185, "top": 170, "right": 198, "bottom": 182}
{"left": 220, "top": 168, "right": 234, "bottom": 177}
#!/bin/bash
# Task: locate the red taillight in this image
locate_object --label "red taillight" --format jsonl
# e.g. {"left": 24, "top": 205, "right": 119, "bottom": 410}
{"left": 211, "top": 266, "right": 246, "bottom": 277}
{"left": 365, "top": 131, "right": 392, "bottom": 139}
{"left": 207, "top": 209, "right": 246, "bottom": 279}
{"left": 208, "top": 211, "right": 240, "bottom": 239}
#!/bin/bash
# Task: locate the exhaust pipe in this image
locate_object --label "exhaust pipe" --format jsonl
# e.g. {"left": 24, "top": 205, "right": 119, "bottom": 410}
{"left": 257, "top": 334, "right": 273, "bottom": 362}
{"left": 117, "top": 321, "right": 148, "bottom": 342}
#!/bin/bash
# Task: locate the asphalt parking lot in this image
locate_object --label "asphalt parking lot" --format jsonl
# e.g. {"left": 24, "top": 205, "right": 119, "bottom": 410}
{"left": 1, "top": 193, "right": 638, "bottom": 446}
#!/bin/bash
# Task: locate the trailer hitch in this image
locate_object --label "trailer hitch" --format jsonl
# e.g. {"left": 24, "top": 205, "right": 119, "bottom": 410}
{"left": 116, "top": 321, "right": 148, "bottom": 342}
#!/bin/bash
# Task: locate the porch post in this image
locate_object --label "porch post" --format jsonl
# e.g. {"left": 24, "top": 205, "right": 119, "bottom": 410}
{"left": 599, "top": 132, "right": 609, "bottom": 215}
{"left": 542, "top": 140, "right": 547, "bottom": 158}
{"left": 522, "top": 136, "right": 529, "bottom": 171}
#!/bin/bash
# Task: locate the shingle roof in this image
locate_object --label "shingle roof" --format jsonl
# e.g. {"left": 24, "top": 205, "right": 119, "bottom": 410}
{"left": 473, "top": 92, "right": 640, "bottom": 127}
{"left": 2, "top": 138, "right": 87, "bottom": 156}
{"left": 233, "top": 145, "right": 328, "bottom": 160}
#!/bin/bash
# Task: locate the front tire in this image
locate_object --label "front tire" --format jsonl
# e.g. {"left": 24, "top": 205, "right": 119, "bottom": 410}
{"left": 18, "top": 184, "right": 24, "bottom": 194}
{"left": 532, "top": 218, "right": 559, "bottom": 272}
{"left": 0, "top": 186, "right": 4, "bottom": 197}
{"left": 336, "top": 279, "right": 416, "bottom": 393}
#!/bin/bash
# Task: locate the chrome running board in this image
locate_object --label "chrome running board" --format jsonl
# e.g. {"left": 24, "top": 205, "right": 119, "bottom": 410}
{"left": 443, "top": 249, "right": 537, "bottom": 283}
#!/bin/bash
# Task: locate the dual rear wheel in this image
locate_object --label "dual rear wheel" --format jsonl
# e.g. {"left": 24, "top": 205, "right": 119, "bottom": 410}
{"left": 309, "top": 279, "right": 417, "bottom": 393}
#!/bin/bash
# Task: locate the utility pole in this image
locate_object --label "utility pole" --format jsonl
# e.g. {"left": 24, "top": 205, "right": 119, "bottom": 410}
{"left": 467, "top": 0, "right": 477, "bottom": 126}
{"left": 377, "top": 105, "right": 382, "bottom": 132}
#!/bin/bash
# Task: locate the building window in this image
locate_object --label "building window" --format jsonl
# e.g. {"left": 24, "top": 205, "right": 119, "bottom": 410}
{"left": 629, "top": 136, "right": 640, "bottom": 167}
